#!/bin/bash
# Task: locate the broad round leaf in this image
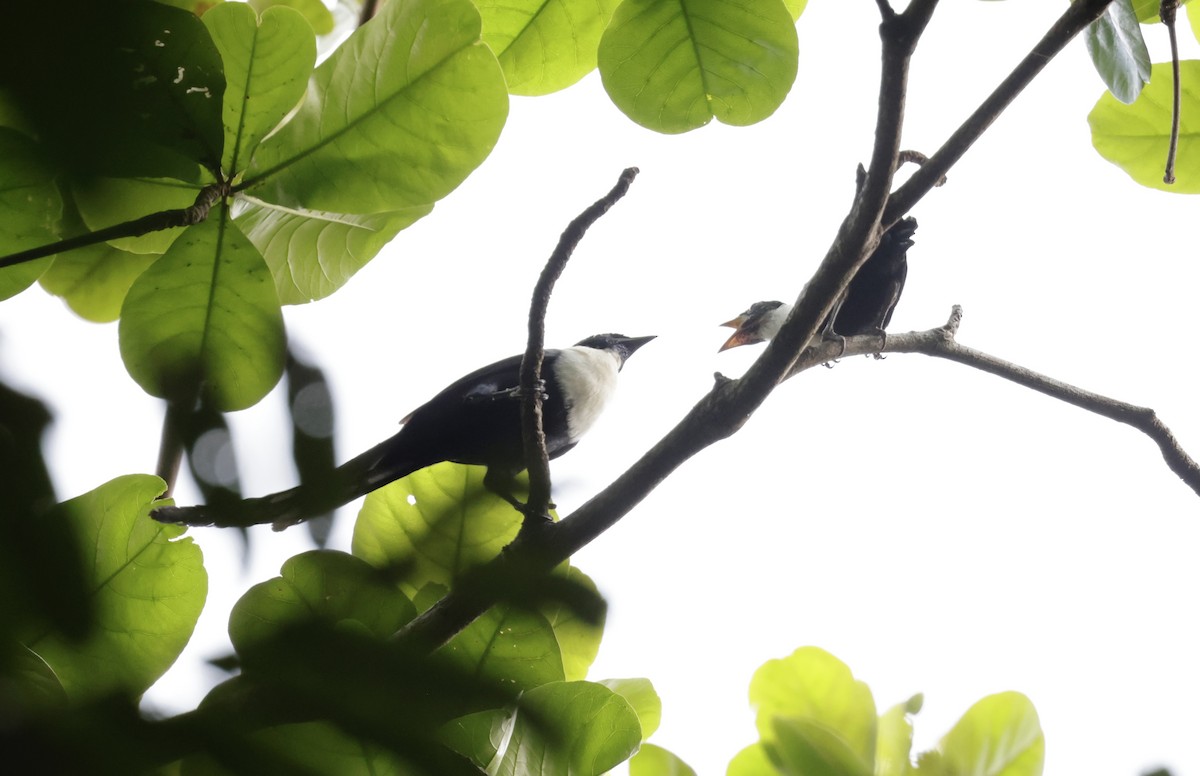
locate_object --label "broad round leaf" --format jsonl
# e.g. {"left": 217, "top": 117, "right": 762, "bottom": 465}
{"left": 726, "top": 743, "right": 774, "bottom": 776}
{"left": 938, "top": 692, "right": 1044, "bottom": 776}
{"left": 21, "top": 475, "right": 206, "bottom": 701}
{"left": 0, "top": 128, "right": 60, "bottom": 300}
{"left": 352, "top": 462, "right": 524, "bottom": 597}
{"left": 243, "top": 0, "right": 509, "bottom": 213}
{"left": 748, "top": 646, "right": 877, "bottom": 764}
{"left": 598, "top": 0, "right": 798, "bottom": 134}
{"left": 119, "top": 209, "right": 286, "bottom": 410}
{"left": 204, "top": 3, "right": 316, "bottom": 174}
{"left": 1089, "top": 61, "right": 1200, "bottom": 192}
{"left": 477, "top": 0, "right": 621, "bottom": 95}
{"left": 235, "top": 197, "right": 432, "bottom": 303}
{"left": 229, "top": 549, "right": 416, "bottom": 658}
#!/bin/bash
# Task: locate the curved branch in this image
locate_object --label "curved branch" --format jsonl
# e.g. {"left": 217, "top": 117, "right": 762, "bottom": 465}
{"left": 0, "top": 181, "right": 229, "bottom": 269}
{"left": 518, "top": 168, "right": 640, "bottom": 524}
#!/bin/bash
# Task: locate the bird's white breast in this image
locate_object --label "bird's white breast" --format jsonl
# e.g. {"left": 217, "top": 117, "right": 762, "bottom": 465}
{"left": 554, "top": 346, "right": 622, "bottom": 441}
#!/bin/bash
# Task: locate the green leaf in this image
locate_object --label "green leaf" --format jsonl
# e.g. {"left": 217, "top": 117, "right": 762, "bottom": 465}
{"left": 235, "top": 197, "right": 432, "bottom": 303}
{"left": 630, "top": 743, "right": 698, "bottom": 776}
{"left": 242, "top": 0, "right": 509, "bottom": 213}
{"left": 491, "top": 681, "right": 642, "bottom": 775}
{"left": 1190, "top": 2, "right": 1200, "bottom": 45}
{"left": 476, "top": 0, "right": 622, "bottom": 95}
{"left": 769, "top": 716, "right": 873, "bottom": 776}
{"left": 182, "top": 722, "right": 407, "bottom": 776}
{"left": 204, "top": 3, "right": 316, "bottom": 174}
{"left": 39, "top": 195, "right": 157, "bottom": 322}
{"left": 229, "top": 550, "right": 416, "bottom": 658}
{"left": 10, "top": 646, "right": 69, "bottom": 711}
{"left": 1089, "top": 60, "right": 1200, "bottom": 192}
{"left": 1084, "top": 0, "right": 1151, "bottom": 104}
{"left": 1, "top": 2, "right": 225, "bottom": 178}
{"left": 21, "top": 475, "right": 207, "bottom": 701}
{"left": 600, "top": 678, "right": 662, "bottom": 739}
{"left": 118, "top": 207, "right": 286, "bottom": 410}
{"left": 39, "top": 243, "right": 158, "bottom": 323}
{"left": 597, "top": 0, "right": 798, "bottom": 134}
{"left": 0, "top": 128, "right": 61, "bottom": 300}
{"left": 876, "top": 696, "right": 921, "bottom": 776}
{"left": 748, "top": 647, "right": 877, "bottom": 765}
{"left": 248, "top": 0, "right": 335, "bottom": 36}
{"left": 438, "top": 603, "right": 566, "bottom": 690}
{"left": 543, "top": 566, "right": 605, "bottom": 681}
{"left": 726, "top": 743, "right": 776, "bottom": 776}
{"left": 352, "top": 462, "right": 523, "bottom": 597}
{"left": 71, "top": 176, "right": 199, "bottom": 254}
{"left": 937, "top": 692, "right": 1043, "bottom": 776}
{"left": 784, "top": 0, "right": 808, "bottom": 21}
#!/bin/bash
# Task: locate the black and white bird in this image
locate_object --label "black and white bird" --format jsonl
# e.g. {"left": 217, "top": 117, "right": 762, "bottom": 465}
{"left": 719, "top": 217, "right": 918, "bottom": 352}
{"left": 153, "top": 333, "right": 655, "bottom": 529}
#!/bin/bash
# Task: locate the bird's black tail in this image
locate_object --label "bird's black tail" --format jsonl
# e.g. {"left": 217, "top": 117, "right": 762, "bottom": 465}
{"left": 152, "top": 431, "right": 424, "bottom": 530}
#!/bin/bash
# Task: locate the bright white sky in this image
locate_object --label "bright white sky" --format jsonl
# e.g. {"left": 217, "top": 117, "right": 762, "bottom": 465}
{"left": 2, "top": 1, "right": 1199, "bottom": 774}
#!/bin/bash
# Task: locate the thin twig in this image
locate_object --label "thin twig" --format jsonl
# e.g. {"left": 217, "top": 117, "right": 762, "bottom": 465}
{"left": 156, "top": 401, "right": 188, "bottom": 498}
{"left": 1161, "top": 0, "right": 1181, "bottom": 184}
{"left": 518, "top": 168, "right": 640, "bottom": 526}
{"left": 884, "top": 0, "right": 1117, "bottom": 224}
{"left": 0, "top": 181, "right": 228, "bottom": 270}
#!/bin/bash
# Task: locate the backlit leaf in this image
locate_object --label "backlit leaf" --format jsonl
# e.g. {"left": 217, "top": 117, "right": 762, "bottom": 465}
{"left": 1089, "top": 60, "right": 1200, "bottom": 192}
{"left": 598, "top": 0, "right": 798, "bottom": 133}
{"left": 119, "top": 207, "right": 286, "bottom": 409}
{"left": 21, "top": 475, "right": 206, "bottom": 701}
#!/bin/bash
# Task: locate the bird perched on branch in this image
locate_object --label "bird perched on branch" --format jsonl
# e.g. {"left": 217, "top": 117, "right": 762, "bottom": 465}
{"left": 719, "top": 217, "right": 918, "bottom": 352}
{"left": 152, "top": 333, "right": 655, "bottom": 530}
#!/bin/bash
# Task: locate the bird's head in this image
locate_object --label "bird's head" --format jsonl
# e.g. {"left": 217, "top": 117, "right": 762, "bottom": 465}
{"left": 574, "top": 333, "right": 656, "bottom": 368}
{"left": 719, "top": 301, "right": 789, "bottom": 351}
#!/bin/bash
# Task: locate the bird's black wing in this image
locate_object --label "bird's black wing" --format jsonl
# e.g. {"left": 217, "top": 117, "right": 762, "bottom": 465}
{"left": 831, "top": 217, "right": 917, "bottom": 336}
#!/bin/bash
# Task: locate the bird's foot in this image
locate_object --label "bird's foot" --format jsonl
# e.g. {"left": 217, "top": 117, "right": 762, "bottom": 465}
{"left": 872, "top": 328, "right": 888, "bottom": 360}
{"left": 820, "top": 332, "right": 847, "bottom": 367}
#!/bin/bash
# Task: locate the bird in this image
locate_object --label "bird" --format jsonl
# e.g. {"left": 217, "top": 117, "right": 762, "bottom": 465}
{"left": 152, "top": 333, "right": 655, "bottom": 529}
{"left": 719, "top": 217, "right": 917, "bottom": 352}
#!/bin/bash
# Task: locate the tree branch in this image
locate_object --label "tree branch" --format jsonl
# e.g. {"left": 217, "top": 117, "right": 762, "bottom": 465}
{"left": 0, "top": 181, "right": 229, "bottom": 269}
{"left": 884, "top": 0, "right": 1117, "bottom": 224}
{"left": 394, "top": 0, "right": 1131, "bottom": 653}
{"left": 518, "top": 168, "right": 640, "bottom": 525}
{"left": 778, "top": 307, "right": 1200, "bottom": 496}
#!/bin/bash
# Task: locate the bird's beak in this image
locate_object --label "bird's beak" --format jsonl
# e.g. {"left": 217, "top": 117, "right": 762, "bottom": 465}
{"left": 619, "top": 335, "right": 657, "bottom": 355}
{"left": 718, "top": 327, "right": 760, "bottom": 352}
{"left": 718, "top": 315, "right": 758, "bottom": 352}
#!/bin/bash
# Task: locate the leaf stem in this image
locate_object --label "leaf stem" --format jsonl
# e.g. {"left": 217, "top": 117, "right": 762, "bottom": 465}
{"left": 1161, "top": 0, "right": 1181, "bottom": 184}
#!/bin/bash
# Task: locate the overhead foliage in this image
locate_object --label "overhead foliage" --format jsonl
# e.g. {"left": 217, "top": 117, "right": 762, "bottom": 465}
{"left": 0, "top": 0, "right": 1193, "bottom": 772}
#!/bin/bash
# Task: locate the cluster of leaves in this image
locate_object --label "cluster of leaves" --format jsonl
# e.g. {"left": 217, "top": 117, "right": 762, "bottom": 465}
{"left": 5, "top": 459, "right": 682, "bottom": 773}
{"left": 730, "top": 647, "right": 1044, "bottom": 776}
{"left": 1088, "top": 0, "right": 1200, "bottom": 191}
{"left": 1, "top": 0, "right": 1194, "bottom": 773}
